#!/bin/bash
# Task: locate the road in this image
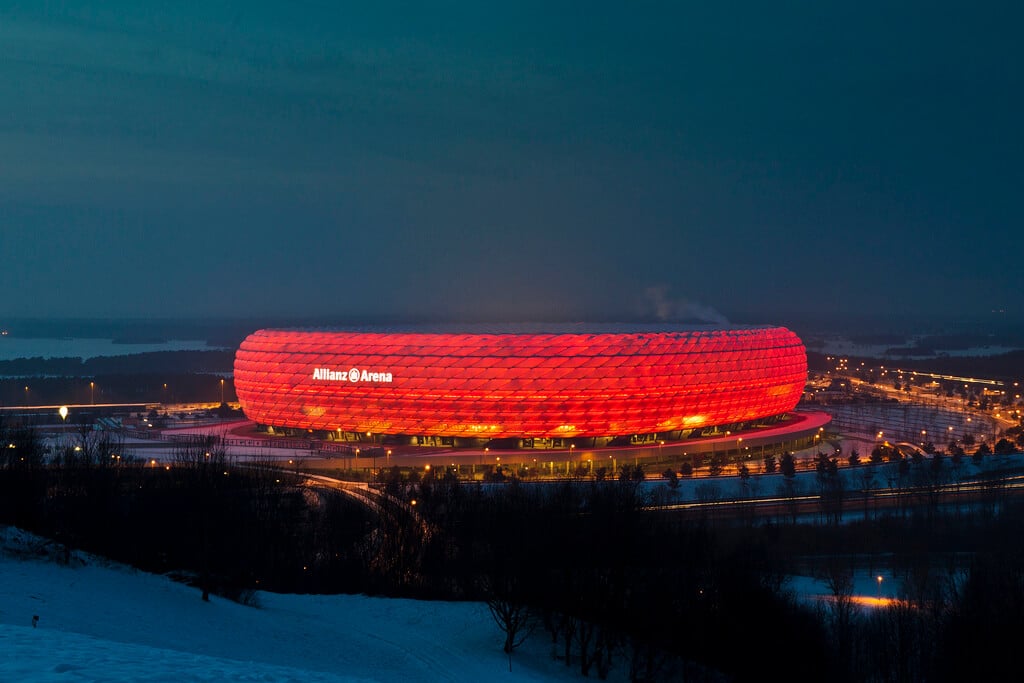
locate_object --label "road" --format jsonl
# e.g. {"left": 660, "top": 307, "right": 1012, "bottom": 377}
{"left": 648, "top": 468, "right": 1024, "bottom": 521}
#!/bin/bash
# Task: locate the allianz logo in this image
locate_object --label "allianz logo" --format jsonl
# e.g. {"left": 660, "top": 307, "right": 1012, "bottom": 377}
{"left": 312, "top": 367, "right": 394, "bottom": 383}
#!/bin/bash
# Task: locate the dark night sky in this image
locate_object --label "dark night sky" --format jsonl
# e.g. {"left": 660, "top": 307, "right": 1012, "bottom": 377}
{"left": 1, "top": 1, "right": 1021, "bottom": 323}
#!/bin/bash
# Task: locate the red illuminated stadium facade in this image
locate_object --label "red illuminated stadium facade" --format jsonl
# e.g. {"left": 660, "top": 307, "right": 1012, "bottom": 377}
{"left": 233, "top": 326, "right": 809, "bottom": 448}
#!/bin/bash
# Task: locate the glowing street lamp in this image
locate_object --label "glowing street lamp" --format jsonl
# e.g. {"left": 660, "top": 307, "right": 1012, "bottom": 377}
{"left": 90, "top": 381, "right": 95, "bottom": 405}
{"left": 876, "top": 575, "right": 884, "bottom": 599}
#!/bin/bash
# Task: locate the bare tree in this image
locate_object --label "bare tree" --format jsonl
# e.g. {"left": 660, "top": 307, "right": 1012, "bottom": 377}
{"left": 858, "top": 467, "right": 876, "bottom": 521}
{"left": 173, "top": 434, "right": 231, "bottom": 601}
{"left": 481, "top": 570, "right": 536, "bottom": 672}
{"left": 818, "top": 559, "right": 858, "bottom": 669}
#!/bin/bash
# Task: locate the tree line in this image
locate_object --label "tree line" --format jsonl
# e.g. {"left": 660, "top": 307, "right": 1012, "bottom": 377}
{"left": 0, "top": 349, "right": 234, "bottom": 377}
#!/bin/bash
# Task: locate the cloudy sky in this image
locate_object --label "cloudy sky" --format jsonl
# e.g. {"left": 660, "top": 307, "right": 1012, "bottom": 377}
{"left": 1, "top": 1, "right": 1021, "bottom": 323}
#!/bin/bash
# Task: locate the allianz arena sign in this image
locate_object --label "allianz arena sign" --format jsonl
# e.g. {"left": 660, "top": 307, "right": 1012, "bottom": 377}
{"left": 312, "top": 367, "right": 394, "bottom": 383}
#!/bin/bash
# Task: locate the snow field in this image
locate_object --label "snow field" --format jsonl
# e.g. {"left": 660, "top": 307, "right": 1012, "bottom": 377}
{"left": 1, "top": 528, "right": 572, "bottom": 682}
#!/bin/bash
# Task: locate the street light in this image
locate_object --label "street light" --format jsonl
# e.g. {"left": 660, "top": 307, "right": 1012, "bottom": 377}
{"left": 220, "top": 378, "right": 225, "bottom": 404}
{"left": 876, "top": 575, "right": 884, "bottom": 599}
{"left": 90, "top": 381, "right": 95, "bottom": 405}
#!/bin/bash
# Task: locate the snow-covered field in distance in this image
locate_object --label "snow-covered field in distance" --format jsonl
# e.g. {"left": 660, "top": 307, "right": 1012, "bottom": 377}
{"left": 806, "top": 336, "right": 1022, "bottom": 360}
{"left": 0, "top": 528, "right": 570, "bottom": 682}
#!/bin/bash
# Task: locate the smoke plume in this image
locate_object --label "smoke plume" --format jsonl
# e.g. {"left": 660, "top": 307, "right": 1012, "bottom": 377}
{"left": 639, "top": 285, "right": 729, "bottom": 325}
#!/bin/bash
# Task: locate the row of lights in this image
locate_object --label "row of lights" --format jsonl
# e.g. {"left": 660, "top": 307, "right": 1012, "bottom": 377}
{"left": 22, "top": 379, "right": 228, "bottom": 409}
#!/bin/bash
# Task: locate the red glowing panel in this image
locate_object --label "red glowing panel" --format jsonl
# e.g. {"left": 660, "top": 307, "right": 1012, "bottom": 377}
{"left": 233, "top": 328, "right": 807, "bottom": 438}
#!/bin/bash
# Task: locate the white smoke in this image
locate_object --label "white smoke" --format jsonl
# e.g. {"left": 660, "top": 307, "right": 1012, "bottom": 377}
{"left": 640, "top": 285, "right": 729, "bottom": 325}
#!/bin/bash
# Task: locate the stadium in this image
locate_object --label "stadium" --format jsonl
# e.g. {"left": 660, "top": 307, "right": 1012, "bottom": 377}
{"left": 233, "top": 325, "right": 818, "bottom": 452}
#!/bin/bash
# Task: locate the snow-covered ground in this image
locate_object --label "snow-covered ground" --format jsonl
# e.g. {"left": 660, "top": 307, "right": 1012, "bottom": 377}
{"left": 0, "top": 528, "right": 574, "bottom": 682}
{"left": 806, "top": 335, "right": 1021, "bottom": 360}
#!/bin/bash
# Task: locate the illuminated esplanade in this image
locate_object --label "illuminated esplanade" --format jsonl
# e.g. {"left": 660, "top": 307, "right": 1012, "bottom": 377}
{"left": 233, "top": 325, "right": 807, "bottom": 444}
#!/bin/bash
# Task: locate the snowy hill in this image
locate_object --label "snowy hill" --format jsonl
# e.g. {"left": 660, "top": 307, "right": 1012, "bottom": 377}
{"left": 0, "top": 527, "right": 572, "bottom": 682}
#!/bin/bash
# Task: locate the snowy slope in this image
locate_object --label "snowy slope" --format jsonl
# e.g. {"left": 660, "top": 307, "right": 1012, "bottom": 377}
{"left": 0, "top": 528, "right": 572, "bottom": 682}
